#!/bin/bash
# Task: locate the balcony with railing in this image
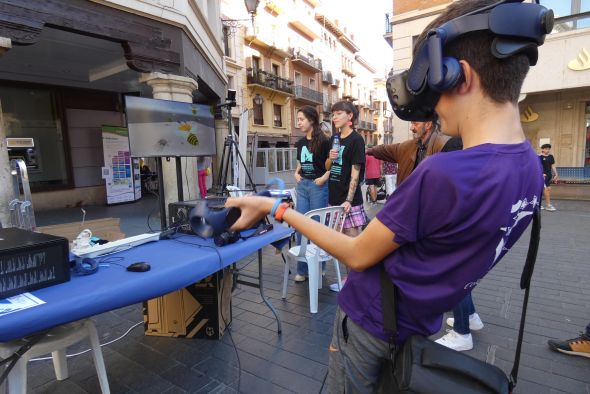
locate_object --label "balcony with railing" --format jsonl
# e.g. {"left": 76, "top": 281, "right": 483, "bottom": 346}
{"left": 342, "top": 62, "right": 356, "bottom": 77}
{"left": 385, "top": 13, "right": 392, "bottom": 34}
{"left": 384, "top": 12, "right": 393, "bottom": 47}
{"left": 552, "top": 12, "right": 590, "bottom": 33}
{"left": 290, "top": 47, "right": 322, "bottom": 72}
{"left": 294, "top": 85, "right": 323, "bottom": 105}
{"left": 332, "top": 78, "right": 340, "bottom": 88}
{"left": 247, "top": 68, "right": 294, "bottom": 95}
{"left": 322, "top": 70, "right": 334, "bottom": 85}
{"left": 323, "top": 95, "right": 333, "bottom": 114}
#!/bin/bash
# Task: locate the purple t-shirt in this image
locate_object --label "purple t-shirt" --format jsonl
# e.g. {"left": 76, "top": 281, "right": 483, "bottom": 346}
{"left": 338, "top": 141, "right": 543, "bottom": 344}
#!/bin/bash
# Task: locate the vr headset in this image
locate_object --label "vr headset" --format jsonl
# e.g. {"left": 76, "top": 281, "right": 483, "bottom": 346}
{"left": 189, "top": 178, "right": 286, "bottom": 239}
{"left": 387, "top": 0, "right": 554, "bottom": 122}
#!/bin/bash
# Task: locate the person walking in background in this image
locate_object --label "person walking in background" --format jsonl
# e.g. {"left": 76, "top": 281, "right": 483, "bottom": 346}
{"left": 196, "top": 156, "right": 210, "bottom": 199}
{"left": 293, "top": 105, "right": 331, "bottom": 282}
{"left": 325, "top": 101, "right": 367, "bottom": 292}
{"left": 382, "top": 161, "right": 397, "bottom": 196}
{"left": 539, "top": 143, "right": 558, "bottom": 211}
{"left": 364, "top": 146, "right": 382, "bottom": 203}
{"left": 548, "top": 322, "right": 590, "bottom": 359}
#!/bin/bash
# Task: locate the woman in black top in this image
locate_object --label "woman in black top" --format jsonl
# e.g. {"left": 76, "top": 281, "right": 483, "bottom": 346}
{"left": 293, "top": 105, "right": 331, "bottom": 281}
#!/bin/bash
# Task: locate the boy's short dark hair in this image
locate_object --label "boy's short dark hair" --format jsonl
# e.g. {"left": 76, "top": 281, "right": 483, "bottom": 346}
{"left": 414, "top": 0, "right": 530, "bottom": 104}
{"left": 541, "top": 143, "right": 552, "bottom": 149}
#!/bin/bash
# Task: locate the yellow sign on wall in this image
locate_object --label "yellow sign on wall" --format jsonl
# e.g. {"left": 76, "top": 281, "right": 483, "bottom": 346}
{"left": 520, "top": 106, "right": 539, "bottom": 123}
{"left": 568, "top": 48, "right": 590, "bottom": 71}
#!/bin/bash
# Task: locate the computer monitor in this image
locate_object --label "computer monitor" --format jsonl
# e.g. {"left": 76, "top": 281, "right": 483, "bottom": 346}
{"left": 125, "top": 96, "right": 216, "bottom": 157}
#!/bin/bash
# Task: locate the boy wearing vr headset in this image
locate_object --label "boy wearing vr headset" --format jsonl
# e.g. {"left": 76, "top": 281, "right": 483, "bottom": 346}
{"left": 226, "top": 0, "right": 550, "bottom": 392}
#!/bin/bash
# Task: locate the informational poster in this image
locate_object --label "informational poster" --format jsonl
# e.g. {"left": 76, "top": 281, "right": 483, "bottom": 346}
{"left": 101, "top": 126, "right": 139, "bottom": 204}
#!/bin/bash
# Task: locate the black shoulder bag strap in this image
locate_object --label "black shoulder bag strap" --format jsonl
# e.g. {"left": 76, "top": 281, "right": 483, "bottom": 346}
{"left": 380, "top": 208, "right": 541, "bottom": 391}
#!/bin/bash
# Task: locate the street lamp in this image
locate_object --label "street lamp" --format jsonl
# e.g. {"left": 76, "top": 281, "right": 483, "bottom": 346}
{"left": 253, "top": 93, "right": 263, "bottom": 106}
{"left": 244, "top": 0, "right": 260, "bottom": 24}
{"left": 221, "top": 0, "right": 260, "bottom": 37}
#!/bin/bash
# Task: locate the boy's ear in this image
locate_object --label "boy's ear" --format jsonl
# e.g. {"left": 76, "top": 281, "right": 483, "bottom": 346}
{"left": 456, "top": 60, "right": 475, "bottom": 95}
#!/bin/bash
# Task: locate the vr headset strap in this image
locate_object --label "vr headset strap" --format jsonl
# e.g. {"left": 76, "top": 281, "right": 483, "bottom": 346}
{"left": 380, "top": 207, "right": 542, "bottom": 390}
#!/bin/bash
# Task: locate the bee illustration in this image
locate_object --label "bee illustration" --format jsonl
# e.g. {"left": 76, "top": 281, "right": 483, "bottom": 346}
{"left": 187, "top": 133, "right": 199, "bottom": 146}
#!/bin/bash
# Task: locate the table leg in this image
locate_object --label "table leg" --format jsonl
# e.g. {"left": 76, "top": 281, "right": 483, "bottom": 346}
{"left": 258, "top": 250, "right": 282, "bottom": 334}
{"left": 234, "top": 249, "right": 283, "bottom": 334}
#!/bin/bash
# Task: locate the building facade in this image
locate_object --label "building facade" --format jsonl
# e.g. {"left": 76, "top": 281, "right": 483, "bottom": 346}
{"left": 218, "top": 0, "right": 384, "bottom": 185}
{"left": 0, "top": 0, "right": 227, "bottom": 220}
{"left": 386, "top": 0, "right": 590, "bottom": 198}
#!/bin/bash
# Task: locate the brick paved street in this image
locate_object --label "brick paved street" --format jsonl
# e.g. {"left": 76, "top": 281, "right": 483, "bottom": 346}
{"left": 26, "top": 198, "right": 590, "bottom": 393}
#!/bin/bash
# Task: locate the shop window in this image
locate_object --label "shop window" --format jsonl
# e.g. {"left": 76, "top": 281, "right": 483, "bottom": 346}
{"left": 253, "top": 98, "right": 264, "bottom": 125}
{"left": 1, "top": 86, "right": 69, "bottom": 191}
{"left": 273, "top": 104, "right": 283, "bottom": 127}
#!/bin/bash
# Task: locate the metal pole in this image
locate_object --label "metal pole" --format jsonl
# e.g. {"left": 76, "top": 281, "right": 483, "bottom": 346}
{"left": 156, "top": 157, "right": 167, "bottom": 230}
{"left": 175, "top": 157, "right": 183, "bottom": 202}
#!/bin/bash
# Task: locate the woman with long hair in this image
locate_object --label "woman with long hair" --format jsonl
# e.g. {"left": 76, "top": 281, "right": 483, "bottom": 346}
{"left": 293, "top": 105, "right": 331, "bottom": 282}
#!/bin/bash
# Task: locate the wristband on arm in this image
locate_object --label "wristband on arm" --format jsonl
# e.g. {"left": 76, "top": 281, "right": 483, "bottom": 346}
{"left": 270, "top": 198, "right": 282, "bottom": 217}
{"left": 274, "top": 202, "right": 290, "bottom": 223}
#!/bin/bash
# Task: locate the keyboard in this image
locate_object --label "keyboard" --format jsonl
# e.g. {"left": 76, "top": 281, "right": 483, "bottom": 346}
{"left": 72, "top": 232, "right": 160, "bottom": 259}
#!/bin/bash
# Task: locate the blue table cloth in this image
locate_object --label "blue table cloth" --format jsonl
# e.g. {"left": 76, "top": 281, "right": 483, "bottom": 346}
{"left": 0, "top": 225, "right": 292, "bottom": 342}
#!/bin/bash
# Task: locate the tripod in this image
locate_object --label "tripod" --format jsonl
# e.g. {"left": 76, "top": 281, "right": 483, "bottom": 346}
{"left": 213, "top": 105, "right": 257, "bottom": 196}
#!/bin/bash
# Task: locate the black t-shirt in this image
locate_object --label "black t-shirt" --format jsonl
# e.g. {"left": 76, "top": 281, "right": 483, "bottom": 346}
{"left": 328, "top": 131, "right": 365, "bottom": 206}
{"left": 539, "top": 154, "right": 555, "bottom": 174}
{"left": 296, "top": 137, "right": 331, "bottom": 179}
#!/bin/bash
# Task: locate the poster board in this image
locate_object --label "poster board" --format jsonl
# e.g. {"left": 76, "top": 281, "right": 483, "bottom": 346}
{"left": 101, "top": 126, "right": 139, "bottom": 204}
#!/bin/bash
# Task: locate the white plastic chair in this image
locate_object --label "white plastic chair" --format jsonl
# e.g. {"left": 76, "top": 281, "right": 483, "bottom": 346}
{"left": 226, "top": 185, "right": 246, "bottom": 197}
{"left": 0, "top": 319, "right": 110, "bottom": 394}
{"left": 282, "top": 206, "right": 345, "bottom": 313}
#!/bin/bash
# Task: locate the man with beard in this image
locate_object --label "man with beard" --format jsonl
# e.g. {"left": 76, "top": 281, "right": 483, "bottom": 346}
{"left": 367, "top": 117, "right": 462, "bottom": 186}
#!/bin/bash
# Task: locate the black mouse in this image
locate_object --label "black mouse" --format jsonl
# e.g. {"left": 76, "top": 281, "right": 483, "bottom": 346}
{"left": 126, "top": 262, "right": 151, "bottom": 272}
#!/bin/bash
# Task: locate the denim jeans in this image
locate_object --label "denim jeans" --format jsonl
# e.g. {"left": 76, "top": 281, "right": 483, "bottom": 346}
{"left": 295, "top": 178, "right": 328, "bottom": 275}
{"left": 453, "top": 293, "right": 476, "bottom": 335}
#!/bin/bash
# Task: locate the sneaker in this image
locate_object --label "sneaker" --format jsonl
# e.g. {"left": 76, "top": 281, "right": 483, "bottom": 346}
{"left": 546, "top": 204, "right": 556, "bottom": 211}
{"left": 294, "top": 274, "right": 307, "bottom": 282}
{"left": 446, "top": 313, "right": 484, "bottom": 331}
{"left": 435, "top": 330, "right": 473, "bottom": 351}
{"left": 548, "top": 333, "right": 590, "bottom": 359}
{"left": 329, "top": 278, "right": 346, "bottom": 292}
{"left": 540, "top": 205, "right": 545, "bottom": 210}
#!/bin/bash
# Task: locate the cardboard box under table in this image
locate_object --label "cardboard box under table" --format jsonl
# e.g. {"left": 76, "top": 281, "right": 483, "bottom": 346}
{"left": 144, "top": 267, "right": 232, "bottom": 339}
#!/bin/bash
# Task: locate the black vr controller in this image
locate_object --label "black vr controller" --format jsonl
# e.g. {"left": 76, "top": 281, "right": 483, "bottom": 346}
{"left": 386, "top": 0, "right": 553, "bottom": 122}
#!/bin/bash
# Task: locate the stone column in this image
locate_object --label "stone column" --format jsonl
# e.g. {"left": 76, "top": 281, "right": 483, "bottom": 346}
{"left": 0, "top": 37, "right": 13, "bottom": 227}
{"left": 140, "top": 72, "right": 199, "bottom": 212}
